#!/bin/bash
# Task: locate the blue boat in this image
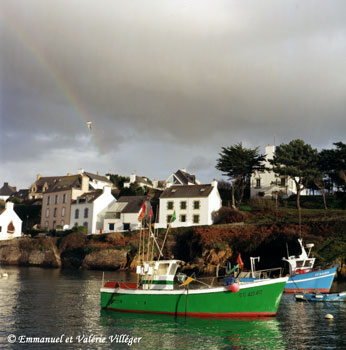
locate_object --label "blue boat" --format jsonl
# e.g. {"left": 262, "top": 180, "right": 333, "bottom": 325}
{"left": 295, "top": 291, "right": 346, "bottom": 302}
{"left": 240, "top": 239, "right": 338, "bottom": 294}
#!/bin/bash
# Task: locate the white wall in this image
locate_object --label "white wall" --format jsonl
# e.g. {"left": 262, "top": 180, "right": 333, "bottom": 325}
{"left": 0, "top": 202, "right": 22, "bottom": 240}
{"left": 156, "top": 183, "right": 222, "bottom": 229}
{"left": 70, "top": 187, "right": 116, "bottom": 234}
{"left": 250, "top": 145, "right": 308, "bottom": 198}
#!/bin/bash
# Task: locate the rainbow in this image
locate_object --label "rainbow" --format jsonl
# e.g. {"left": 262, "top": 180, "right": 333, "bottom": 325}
{"left": 1, "top": 11, "right": 106, "bottom": 154}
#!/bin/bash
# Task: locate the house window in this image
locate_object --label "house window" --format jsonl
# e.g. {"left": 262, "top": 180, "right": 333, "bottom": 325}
{"left": 167, "top": 201, "right": 174, "bottom": 210}
{"left": 193, "top": 201, "right": 200, "bottom": 210}
{"left": 45, "top": 222, "right": 48, "bottom": 228}
{"left": 256, "top": 179, "right": 261, "bottom": 188}
{"left": 54, "top": 195, "right": 58, "bottom": 204}
{"left": 123, "top": 223, "right": 130, "bottom": 230}
{"left": 75, "top": 209, "right": 79, "bottom": 219}
{"left": 167, "top": 215, "right": 172, "bottom": 223}
{"left": 280, "top": 177, "right": 286, "bottom": 187}
{"left": 84, "top": 208, "right": 89, "bottom": 218}
{"left": 61, "top": 207, "right": 65, "bottom": 217}
{"left": 0, "top": 226, "right": 2, "bottom": 232}
{"left": 52, "top": 221, "right": 56, "bottom": 229}
{"left": 180, "top": 215, "right": 186, "bottom": 222}
{"left": 193, "top": 215, "right": 200, "bottom": 224}
{"left": 62, "top": 194, "right": 67, "bottom": 203}
{"left": 53, "top": 208, "right": 57, "bottom": 217}
{"left": 180, "top": 201, "right": 187, "bottom": 210}
{"left": 74, "top": 222, "right": 78, "bottom": 227}
{"left": 46, "top": 208, "right": 50, "bottom": 218}
{"left": 46, "top": 196, "right": 50, "bottom": 205}
{"left": 83, "top": 222, "right": 88, "bottom": 229}
{"left": 61, "top": 220, "right": 64, "bottom": 226}
{"left": 109, "top": 223, "right": 115, "bottom": 231}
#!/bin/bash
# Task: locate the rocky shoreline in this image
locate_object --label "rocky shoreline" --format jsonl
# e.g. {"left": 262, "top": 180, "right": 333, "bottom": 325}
{"left": 0, "top": 225, "right": 345, "bottom": 280}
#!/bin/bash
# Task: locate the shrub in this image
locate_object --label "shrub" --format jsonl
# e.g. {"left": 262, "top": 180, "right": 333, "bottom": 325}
{"left": 213, "top": 207, "right": 249, "bottom": 224}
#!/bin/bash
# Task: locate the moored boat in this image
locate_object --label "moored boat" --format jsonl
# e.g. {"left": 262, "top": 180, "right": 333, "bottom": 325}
{"left": 101, "top": 259, "right": 288, "bottom": 317}
{"left": 295, "top": 291, "right": 346, "bottom": 302}
{"left": 239, "top": 239, "right": 337, "bottom": 293}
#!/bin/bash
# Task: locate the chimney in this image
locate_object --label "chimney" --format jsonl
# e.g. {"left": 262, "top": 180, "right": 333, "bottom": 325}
{"left": 81, "top": 175, "right": 89, "bottom": 193}
{"left": 36, "top": 174, "right": 42, "bottom": 180}
{"left": 130, "top": 173, "right": 136, "bottom": 183}
{"left": 211, "top": 179, "right": 218, "bottom": 187}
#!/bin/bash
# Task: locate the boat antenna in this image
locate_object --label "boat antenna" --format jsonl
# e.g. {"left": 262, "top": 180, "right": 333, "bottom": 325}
{"left": 286, "top": 242, "right": 289, "bottom": 259}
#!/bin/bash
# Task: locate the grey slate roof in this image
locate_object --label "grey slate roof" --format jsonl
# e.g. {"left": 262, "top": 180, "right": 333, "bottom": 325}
{"left": 174, "top": 170, "right": 198, "bottom": 185}
{"left": 45, "top": 175, "right": 83, "bottom": 193}
{"left": 117, "top": 195, "right": 147, "bottom": 213}
{"left": 31, "top": 176, "right": 62, "bottom": 193}
{"left": 160, "top": 184, "right": 213, "bottom": 198}
{"left": 71, "top": 190, "right": 103, "bottom": 204}
{"left": 84, "top": 171, "right": 112, "bottom": 184}
{"left": 0, "top": 182, "right": 17, "bottom": 196}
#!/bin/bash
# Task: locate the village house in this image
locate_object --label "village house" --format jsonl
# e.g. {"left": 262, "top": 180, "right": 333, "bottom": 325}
{"left": 156, "top": 180, "right": 222, "bottom": 229}
{"left": 40, "top": 174, "right": 90, "bottom": 231}
{"left": 29, "top": 175, "right": 64, "bottom": 200}
{"left": 153, "top": 169, "right": 200, "bottom": 190}
{"left": 0, "top": 182, "right": 17, "bottom": 201}
{"left": 70, "top": 186, "right": 116, "bottom": 234}
{"left": 30, "top": 170, "right": 114, "bottom": 200}
{"left": 103, "top": 195, "right": 147, "bottom": 232}
{"left": 250, "top": 145, "right": 308, "bottom": 199}
{"left": 0, "top": 202, "right": 22, "bottom": 240}
{"left": 77, "top": 169, "right": 114, "bottom": 190}
{"left": 123, "top": 174, "right": 152, "bottom": 189}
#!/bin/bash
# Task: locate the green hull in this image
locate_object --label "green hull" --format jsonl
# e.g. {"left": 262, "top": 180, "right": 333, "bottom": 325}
{"left": 100, "top": 278, "right": 287, "bottom": 317}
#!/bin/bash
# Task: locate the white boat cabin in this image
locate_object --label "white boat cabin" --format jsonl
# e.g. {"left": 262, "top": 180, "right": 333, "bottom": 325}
{"left": 282, "top": 239, "right": 315, "bottom": 275}
{"left": 136, "top": 260, "right": 182, "bottom": 290}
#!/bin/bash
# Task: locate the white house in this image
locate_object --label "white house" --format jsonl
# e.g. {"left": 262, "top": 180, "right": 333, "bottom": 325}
{"left": 0, "top": 202, "right": 22, "bottom": 240}
{"left": 250, "top": 145, "right": 308, "bottom": 198}
{"left": 156, "top": 180, "right": 222, "bottom": 229}
{"left": 124, "top": 174, "right": 152, "bottom": 189}
{"left": 103, "top": 196, "right": 147, "bottom": 232}
{"left": 153, "top": 169, "right": 200, "bottom": 190}
{"left": 78, "top": 169, "right": 114, "bottom": 190}
{"left": 70, "top": 186, "right": 116, "bottom": 234}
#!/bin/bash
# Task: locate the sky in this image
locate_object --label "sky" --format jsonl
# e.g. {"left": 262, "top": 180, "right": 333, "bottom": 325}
{"left": 1, "top": 0, "right": 346, "bottom": 189}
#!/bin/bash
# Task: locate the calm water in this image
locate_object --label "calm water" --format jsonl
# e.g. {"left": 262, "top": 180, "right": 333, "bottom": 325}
{"left": 0, "top": 267, "right": 345, "bottom": 350}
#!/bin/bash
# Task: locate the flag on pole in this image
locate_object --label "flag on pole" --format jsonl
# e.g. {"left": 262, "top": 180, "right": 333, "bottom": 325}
{"left": 236, "top": 253, "right": 244, "bottom": 270}
{"left": 171, "top": 210, "right": 176, "bottom": 223}
{"left": 138, "top": 202, "right": 146, "bottom": 221}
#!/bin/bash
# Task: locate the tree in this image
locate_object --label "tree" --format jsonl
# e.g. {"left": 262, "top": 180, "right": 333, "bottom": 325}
{"left": 270, "top": 139, "right": 319, "bottom": 210}
{"left": 216, "top": 143, "right": 267, "bottom": 208}
{"left": 324, "top": 142, "right": 346, "bottom": 191}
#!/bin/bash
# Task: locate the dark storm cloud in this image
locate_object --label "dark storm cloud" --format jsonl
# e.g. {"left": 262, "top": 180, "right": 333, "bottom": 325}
{"left": 1, "top": 0, "right": 346, "bottom": 187}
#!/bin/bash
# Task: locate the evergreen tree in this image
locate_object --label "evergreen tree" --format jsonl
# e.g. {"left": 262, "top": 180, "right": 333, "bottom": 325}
{"left": 270, "top": 139, "right": 319, "bottom": 210}
{"left": 216, "top": 143, "right": 267, "bottom": 208}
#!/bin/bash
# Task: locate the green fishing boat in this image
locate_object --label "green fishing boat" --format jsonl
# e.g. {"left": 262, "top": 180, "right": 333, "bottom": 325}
{"left": 101, "top": 259, "right": 288, "bottom": 317}
{"left": 100, "top": 201, "right": 287, "bottom": 317}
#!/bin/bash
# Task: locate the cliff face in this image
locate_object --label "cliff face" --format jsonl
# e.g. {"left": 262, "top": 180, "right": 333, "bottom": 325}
{"left": 0, "top": 232, "right": 128, "bottom": 271}
{"left": 0, "top": 223, "right": 345, "bottom": 280}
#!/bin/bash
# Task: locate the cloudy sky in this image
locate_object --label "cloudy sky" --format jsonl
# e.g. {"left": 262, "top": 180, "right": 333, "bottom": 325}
{"left": 1, "top": 0, "right": 346, "bottom": 189}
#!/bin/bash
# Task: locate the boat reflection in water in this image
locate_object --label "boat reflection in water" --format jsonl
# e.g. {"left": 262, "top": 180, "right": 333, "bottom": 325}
{"left": 100, "top": 309, "right": 285, "bottom": 350}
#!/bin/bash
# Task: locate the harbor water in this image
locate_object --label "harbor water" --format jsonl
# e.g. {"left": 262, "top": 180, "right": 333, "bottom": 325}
{"left": 0, "top": 267, "right": 345, "bottom": 350}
